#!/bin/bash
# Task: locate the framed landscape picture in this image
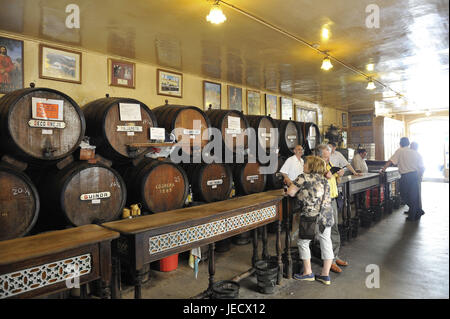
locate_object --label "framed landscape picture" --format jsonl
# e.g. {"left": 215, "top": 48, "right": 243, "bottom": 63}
{"left": 39, "top": 44, "right": 82, "bottom": 84}
{"left": 0, "top": 36, "right": 24, "bottom": 94}
{"left": 228, "top": 85, "right": 242, "bottom": 111}
{"left": 203, "top": 80, "right": 221, "bottom": 110}
{"left": 109, "top": 58, "right": 135, "bottom": 88}
{"left": 157, "top": 69, "right": 182, "bottom": 98}
{"left": 265, "top": 94, "right": 278, "bottom": 118}
{"left": 247, "top": 90, "right": 261, "bottom": 115}
{"left": 281, "top": 97, "right": 293, "bottom": 120}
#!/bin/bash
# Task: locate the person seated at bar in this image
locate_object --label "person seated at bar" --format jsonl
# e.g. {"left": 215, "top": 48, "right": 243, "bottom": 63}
{"left": 381, "top": 137, "right": 425, "bottom": 221}
{"left": 317, "top": 144, "right": 349, "bottom": 273}
{"left": 328, "top": 142, "right": 363, "bottom": 176}
{"left": 285, "top": 155, "right": 334, "bottom": 285}
{"left": 352, "top": 148, "right": 368, "bottom": 173}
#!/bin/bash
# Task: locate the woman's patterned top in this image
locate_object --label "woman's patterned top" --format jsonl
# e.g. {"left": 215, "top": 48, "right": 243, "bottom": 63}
{"left": 292, "top": 173, "right": 334, "bottom": 229}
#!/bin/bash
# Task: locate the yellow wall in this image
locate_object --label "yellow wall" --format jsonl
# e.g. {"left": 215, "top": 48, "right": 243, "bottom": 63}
{"left": 1, "top": 32, "right": 350, "bottom": 135}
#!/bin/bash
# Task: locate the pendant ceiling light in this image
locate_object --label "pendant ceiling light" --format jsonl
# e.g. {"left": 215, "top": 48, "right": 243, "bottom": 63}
{"left": 206, "top": 1, "right": 227, "bottom": 25}
{"left": 321, "top": 56, "right": 333, "bottom": 71}
{"left": 366, "top": 78, "right": 376, "bottom": 90}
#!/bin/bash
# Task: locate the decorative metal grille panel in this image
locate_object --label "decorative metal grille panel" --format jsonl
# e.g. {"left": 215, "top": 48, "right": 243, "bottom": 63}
{"left": 149, "top": 205, "right": 277, "bottom": 255}
{"left": 0, "top": 254, "right": 92, "bottom": 298}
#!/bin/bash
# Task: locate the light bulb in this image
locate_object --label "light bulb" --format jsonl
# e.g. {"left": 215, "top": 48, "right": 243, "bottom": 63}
{"left": 321, "top": 57, "right": 333, "bottom": 71}
{"left": 206, "top": 3, "right": 227, "bottom": 24}
{"left": 366, "top": 63, "right": 374, "bottom": 71}
{"left": 366, "top": 80, "right": 376, "bottom": 90}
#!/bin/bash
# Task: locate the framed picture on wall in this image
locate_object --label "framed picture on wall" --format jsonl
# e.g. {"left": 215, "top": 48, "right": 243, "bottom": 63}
{"left": 0, "top": 36, "right": 24, "bottom": 94}
{"left": 203, "top": 80, "right": 221, "bottom": 110}
{"left": 228, "top": 85, "right": 242, "bottom": 111}
{"left": 342, "top": 112, "right": 348, "bottom": 128}
{"left": 157, "top": 68, "right": 182, "bottom": 98}
{"left": 247, "top": 90, "right": 261, "bottom": 115}
{"left": 108, "top": 58, "right": 135, "bottom": 89}
{"left": 265, "top": 94, "right": 278, "bottom": 118}
{"left": 39, "top": 44, "right": 82, "bottom": 84}
{"left": 281, "top": 97, "right": 293, "bottom": 120}
{"left": 296, "top": 107, "right": 318, "bottom": 124}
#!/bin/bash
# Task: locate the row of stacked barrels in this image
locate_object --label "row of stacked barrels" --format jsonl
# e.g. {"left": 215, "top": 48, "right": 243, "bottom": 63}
{"left": 0, "top": 85, "right": 321, "bottom": 241}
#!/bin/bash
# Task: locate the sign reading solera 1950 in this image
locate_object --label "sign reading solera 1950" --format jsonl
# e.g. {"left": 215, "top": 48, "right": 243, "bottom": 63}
{"left": 79, "top": 192, "right": 111, "bottom": 201}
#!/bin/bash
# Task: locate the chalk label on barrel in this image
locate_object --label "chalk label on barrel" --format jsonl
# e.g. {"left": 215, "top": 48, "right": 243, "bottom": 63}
{"left": 117, "top": 125, "right": 143, "bottom": 132}
{"left": 260, "top": 133, "right": 272, "bottom": 138}
{"left": 80, "top": 192, "right": 111, "bottom": 201}
{"left": 225, "top": 128, "right": 242, "bottom": 135}
{"left": 288, "top": 135, "right": 297, "bottom": 141}
{"left": 28, "top": 119, "right": 66, "bottom": 129}
{"left": 42, "top": 129, "right": 53, "bottom": 135}
{"left": 247, "top": 175, "right": 259, "bottom": 183}
{"left": 91, "top": 199, "right": 101, "bottom": 204}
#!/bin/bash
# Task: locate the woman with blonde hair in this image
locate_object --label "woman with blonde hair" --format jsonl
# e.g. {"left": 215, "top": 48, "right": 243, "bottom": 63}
{"left": 285, "top": 155, "right": 334, "bottom": 285}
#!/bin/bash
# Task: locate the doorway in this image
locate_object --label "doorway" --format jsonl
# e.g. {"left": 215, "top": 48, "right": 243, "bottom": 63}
{"left": 409, "top": 118, "right": 449, "bottom": 181}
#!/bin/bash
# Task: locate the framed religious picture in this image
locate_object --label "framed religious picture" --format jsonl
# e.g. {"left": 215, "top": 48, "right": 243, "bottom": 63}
{"left": 228, "top": 85, "right": 242, "bottom": 111}
{"left": 0, "top": 36, "right": 24, "bottom": 94}
{"left": 280, "top": 97, "right": 293, "bottom": 120}
{"left": 247, "top": 90, "right": 261, "bottom": 115}
{"left": 157, "top": 68, "right": 182, "bottom": 98}
{"left": 39, "top": 44, "right": 82, "bottom": 84}
{"left": 203, "top": 80, "right": 221, "bottom": 110}
{"left": 265, "top": 94, "right": 278, "bottom": 118}
{"left": 108, "top": 58, "right": 135, "bottom": 88}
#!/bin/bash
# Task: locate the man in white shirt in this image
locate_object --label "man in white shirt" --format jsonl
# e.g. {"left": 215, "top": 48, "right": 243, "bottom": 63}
{"left": 280, "top": 145, "right": 304, "bottom": 186}
{"left": 381, "top": 137, "right": 424, "bottom": 221}
{"left": 328, "top": 142, "right": 362, "bottom": 176}
{"left": 352, "top": 149, "right": 368, "bottom": 173}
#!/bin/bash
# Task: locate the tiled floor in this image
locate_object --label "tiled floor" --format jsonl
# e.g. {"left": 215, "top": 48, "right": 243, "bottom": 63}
{"left": 120, "top": 182, "right": 449, "bottom": 299}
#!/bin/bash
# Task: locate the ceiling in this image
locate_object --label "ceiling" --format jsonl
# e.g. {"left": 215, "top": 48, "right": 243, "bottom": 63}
{"left": 0, "top": 0, "right": 448, "bottom": 114}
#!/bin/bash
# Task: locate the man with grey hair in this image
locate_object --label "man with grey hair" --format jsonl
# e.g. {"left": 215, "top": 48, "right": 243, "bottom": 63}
{"left": 316, "top": 144, "right": 348, "bottom": 273}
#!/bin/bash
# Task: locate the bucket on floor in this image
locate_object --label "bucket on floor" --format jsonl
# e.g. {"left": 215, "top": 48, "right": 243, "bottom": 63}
{"left": 211, "top": 280, "right": 240, "bottom": 299}
{"left": 157, "top": 254, "right": 178, "bottom": 272}
{"left": 232, "top": 231, "right": 251, "bottom": 245}
{"left": 255, "top": 260, "right": 278, "bottom": 294}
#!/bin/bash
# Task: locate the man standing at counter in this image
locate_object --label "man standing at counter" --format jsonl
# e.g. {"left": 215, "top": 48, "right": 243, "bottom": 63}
{"left": 280, "top": 145, "right": 304, "bottom": 186}
{"left": 352, "top": 149, "right": 368, "bottom": 173}
{"left": 381, "top": 137, "right": 424, "bottom": 222}
{"left": 328, "top": 142, "right": 363, "bottom": 177}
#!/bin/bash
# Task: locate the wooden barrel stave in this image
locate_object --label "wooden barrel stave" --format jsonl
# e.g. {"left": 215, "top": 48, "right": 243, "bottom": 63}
{"left": 82, "top": 97, "right": 158, "bottom": 161}
{"left": 118, "top": 158, "right": 189, "bottom": 213}
{"left": 183, "top": 163, "right": 233, "bottom": 203}
{"left": 0, "top": 87, "right": 85, "bottom": 165}
{"left": 0, "top": 164, "right": 40, "bottom": 241}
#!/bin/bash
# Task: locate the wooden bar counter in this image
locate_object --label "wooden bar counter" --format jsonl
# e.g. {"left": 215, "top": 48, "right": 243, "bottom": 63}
{"left": 102, "top": 190, "right": 284, "bottom": 299}
{"left": 0, "top": 225, "right": 119, "bottom": 299}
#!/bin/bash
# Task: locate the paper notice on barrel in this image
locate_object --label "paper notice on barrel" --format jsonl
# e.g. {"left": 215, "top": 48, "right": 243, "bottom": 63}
{"left": 31, "top": 97, "right": 64, "bottom": 121}
{"left": 150, "top": 127, "right": 165, "bottom": 140}
{"left": 228, "top": 116, "right": 241, "bottom": 130}
{"left": 119, "top": 103, "right": 142, "bottom": 121}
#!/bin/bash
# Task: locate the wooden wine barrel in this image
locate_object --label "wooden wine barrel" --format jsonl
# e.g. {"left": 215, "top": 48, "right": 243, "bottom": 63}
{"left": 0, "top": 86, "right": 85, "bottom": 164}
{"left": 232, "top": 162, "right": 267, "bottom": 196}
{"left": 274, "top": 120, "right": 302, "bottom": 157}
{"left": 183, "top": 163, "right": 233, "bottom": 203}
{"left": 205, "top": 109, "right": 249, "bottom": 154}
{"left": 118, "top": 158, "right": 189, "bottom": 213}
{"left": 0, "top": 164, "right": 40, "bottom": 241}
{"left": 265, "top": 156, "right": 286, "bottom": 190}
{"left": 36, "top": 161, "right": 126, "bottom": 229}
{"left": 245, "top": 115, "right": 278, "bottom": 151}
{"left": 152, "top": 102, "right": 211, "bottom": 150}
{"left": 82, "top": 97, "right": 158, "bottom": 161}
{"left": 296, "top": 122, "right": 321, "bottom": 155}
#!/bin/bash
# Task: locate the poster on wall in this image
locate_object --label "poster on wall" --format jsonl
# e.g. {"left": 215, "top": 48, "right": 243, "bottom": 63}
{"left": 228, "top": 85, "right": 242, "bottom": 111}
{"left": 0, "top": 36, "right": 24, "bottom": 94}
{"left": 265, "top": 94, "right": 278, "bottom": 118}
{"left": 157, "top": 68, "right": 182, "bottom": 98}
{"left": 39, "top": 44, "right": 82, "bottom": 84}
{"left": 203, "top": 81, "right": 221, "bottom": 110}
{"left": 109, "top": 59, "right": 135, "bottom": 89}
{"left": 281, "top": 97, "right": 293, "bottom": 120}
{"left": 247, "top": 90, "right": 261, "bottom": 115}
